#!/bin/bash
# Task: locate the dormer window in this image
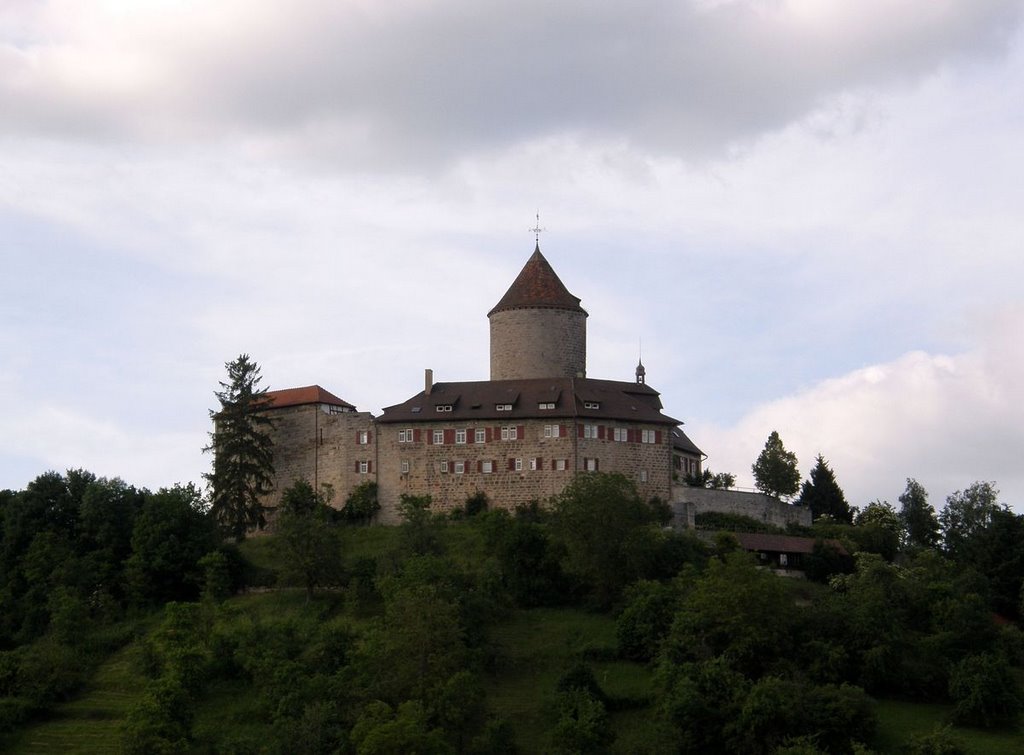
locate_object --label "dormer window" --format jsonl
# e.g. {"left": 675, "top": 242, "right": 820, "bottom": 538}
{"left": 496, "top": 403, "right": 513, "bottom": 411}
{"left": 436, "top": 404, "right": 453, "bottom": 412}
{"left": 584, "top": 401, "right": 600, "bottom": 410}
{"left": 538, "top": 402, "right": 555, "bottom": 410}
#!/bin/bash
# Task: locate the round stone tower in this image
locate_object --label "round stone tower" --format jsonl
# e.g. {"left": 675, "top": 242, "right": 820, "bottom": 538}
{"left": 488, "top": 244, "right": 588, "bottom": 380}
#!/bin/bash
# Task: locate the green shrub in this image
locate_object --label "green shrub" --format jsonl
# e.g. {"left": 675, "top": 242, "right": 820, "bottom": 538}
{"left": 948, "top": 652, "right": 1022, "bottom": 728}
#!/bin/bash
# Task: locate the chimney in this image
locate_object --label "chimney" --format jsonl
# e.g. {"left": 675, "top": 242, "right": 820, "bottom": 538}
{"left": 424, "top": 368, "right": 433, "bottom": 395}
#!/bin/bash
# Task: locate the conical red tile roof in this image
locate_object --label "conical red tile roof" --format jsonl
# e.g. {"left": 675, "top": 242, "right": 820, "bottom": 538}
{"left": 488, "top": 245, "right": 587, "bottom": 316}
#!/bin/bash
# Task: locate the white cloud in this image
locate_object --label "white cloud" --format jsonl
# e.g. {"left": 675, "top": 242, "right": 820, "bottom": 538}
{"left": 690, "top": 306, "right": 1024, "bottom": 511}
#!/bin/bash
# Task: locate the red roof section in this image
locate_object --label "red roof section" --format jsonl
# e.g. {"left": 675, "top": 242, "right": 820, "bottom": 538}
{"left": 488, "top": 245, "right": 587, "bottom": 316}
{"left": 261, "top": 385, "right": 355, "bottom": 411}
{"left": 734, "top": 532, "right": 849, "bottom": 557}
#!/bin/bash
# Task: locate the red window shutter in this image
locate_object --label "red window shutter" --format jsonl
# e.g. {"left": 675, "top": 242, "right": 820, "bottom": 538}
{"left": 367, "top": 432, "right": 372, "bottom": 444}
{"left": 507, "top": 458, "right": 515, "bottom": 471}
{"left": 477, "top": 460, "right": 482, "bottom": 473}
{"left": 536, "top": 457, "right": 543, "bottom": 470}
{"left": 414, "top": 429, "right": 421, "bottom": 443}
{"left": 427, "top": 430, "right": 433, "bottom": 445}
{"left": 495, "top": 426, "right": 501, "bottom": 439}
{"left": 517, "top": 425, "right": 524, "bottom": 440}
{"left": 598, "top": 425, "right": 606, "bottom": 440}
{"left": 368, "top": 461, "right": 373, "bottom": 473}
{"left": 578, "top": 424, "right": 584, "bottom": 439}
{"left": 655, "top": 430, "right": 662, "bottom": 444}
{"left": 485, "top": 427, "right": 492, "bottom": 442}
{"left": 628, "top": 429, "right": 636, "bottom": 443}
{"left": 595, "top": 458, "right": 600, "bottom": 471}
{"left": 444, "top": 429, "right": 455, "bottom": 445}
{"left": 560, "top": 424, "right": 566, "bottom": 438}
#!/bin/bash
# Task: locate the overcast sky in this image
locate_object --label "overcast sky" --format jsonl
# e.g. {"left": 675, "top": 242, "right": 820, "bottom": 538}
{"left": 3, "top": 0, "right": 1023, "bottom": 514}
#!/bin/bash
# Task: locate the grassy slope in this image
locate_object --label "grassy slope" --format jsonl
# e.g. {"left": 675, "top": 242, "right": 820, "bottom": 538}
{"left": 7, "top": 521, "right": 1024, "bottom": 753}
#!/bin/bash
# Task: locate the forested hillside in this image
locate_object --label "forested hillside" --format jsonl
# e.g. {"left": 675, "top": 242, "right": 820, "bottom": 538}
{"left": 1, "top": 470, "right": 1022, "bottom": 753}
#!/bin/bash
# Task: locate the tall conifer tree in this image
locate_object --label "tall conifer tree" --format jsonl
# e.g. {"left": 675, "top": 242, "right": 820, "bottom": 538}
{"left": 204, "top": 354, "right": 275, "bottom": 540}
{"left": 796, "top": 454, "right": 851, "bottom": 522}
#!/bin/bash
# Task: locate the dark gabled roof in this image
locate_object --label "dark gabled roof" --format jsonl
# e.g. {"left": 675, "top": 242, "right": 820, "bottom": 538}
{"left": 378, "top": 377, "right": 680, "bottom": 425}
{"left": 733, "top": 532, "right": 849, "bottom": 557}
{"left": 261, "top": 385, "right": 355, "bottom": 411}
{"left": 671, "top": 427, "right": 703, "bottom": 457}
{"left": 488, "top": 245, "right": 587, "bottom": 316}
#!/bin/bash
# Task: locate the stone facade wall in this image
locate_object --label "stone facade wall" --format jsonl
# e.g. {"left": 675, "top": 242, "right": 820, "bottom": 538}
{"left": 263, "top": 405, "right": 377, "bottom": 514}
{"left": 489, "top": 308, "right": 587, "bottom": 380}
{"left": 669, "top": 487, "right": 811, "bottom": 530}
{"left": 375, "top": 418, "right": 673, "bottom": 523}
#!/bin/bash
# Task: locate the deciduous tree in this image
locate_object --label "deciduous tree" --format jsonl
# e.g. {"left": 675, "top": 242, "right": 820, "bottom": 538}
{"left": 275, "top": 480, "right": 343, "bottom": 602}
{"left": 204, "top": 354, "right": 275, "bottom": 540}
{"left": 751, "top": 431, "right": 800, "bottom": 500}
{"left": 899, "top": 478, "right": 940, "bottom": 550}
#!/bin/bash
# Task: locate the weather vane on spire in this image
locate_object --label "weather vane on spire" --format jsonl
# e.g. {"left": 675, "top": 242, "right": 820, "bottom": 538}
{"left": 529, "top": 212, "right": 546, "bottom": 244}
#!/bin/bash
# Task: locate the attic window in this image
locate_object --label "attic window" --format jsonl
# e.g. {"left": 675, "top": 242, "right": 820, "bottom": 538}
{"left": 436, "top": 404, "right": 453, "bottom": 412}
{"left": 496, "top": 403, "right": 513, "bottom": 411}
{"left": 538, "top": 402, "right": 555, "bottom": 410}
{"left": 411, "top": 407, "right": 421, "bottom": 413}
{"left": 584, "top": 401, "right": 601, "bottom": 410}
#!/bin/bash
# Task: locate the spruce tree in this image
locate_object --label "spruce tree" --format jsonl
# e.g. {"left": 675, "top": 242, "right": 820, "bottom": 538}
{"left": 751, "top": 431, "right": 800, "bottom": 500}
{"left": 204, "top": 354, "right": 275, "bottom": 540}
{"left": 796, "top": 454, "right": 851, "bottom": 522}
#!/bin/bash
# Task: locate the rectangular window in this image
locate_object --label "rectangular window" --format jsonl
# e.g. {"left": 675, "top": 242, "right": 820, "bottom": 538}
{"left": 455, "top": 461, "right": 465, "bottom": 474}
{"left": 435, "top": 404, "right": 453, "bottom": 412}
{"left": 642, "top": 429, "right": 656, "bottom": 444}
{"left": 401, "top": 460, "right": 410, "bottom": 474}
{"left": 538, "top": 402, "right": 555, "bottom": 410}
{"left": 481, "top": 460, "right": 493, "bottom": 474}
{"left": 529, "top": 458, "right": 539, "bottom": 471}
{"left": 514, "top": 458, "right": 523, "bottom": 472}
{"left": 496, "top": 403, "right": 512, "bottom": 411}
{"left": 584, "top": 458, "right": 599, "bottom": 472}
{"left": 398, "top": 428, "right": 414, "bottom": 443}
{"left": 584, "top": 401, "right": 600, "bottom": 410}
{"left": 613, "top": 427, "right": 628, "bottom": 442}
{"left": 475, "top": 429, "right": 486, "bottom": 444}
{"left": 501, "top": 426, "right": 518, "bottom": 441}
{"left": 456, "top": 429, "right": 467, "bottom": 444}
{"left": 544, "top": 424, "right": 557, "bottom": 438}
{"left": 639, "top": 469, "right": 648, "bottom": 482}
{"left": 583, "top": 424, "right": 598, "bottom": 439}
{"left": 433, "top": 429, "right": 444, "bottom": 445}
{"left": 357, "top": 430, "right": 369, "bottom": 444}
{"left": 555, "top": 459, "right": 567, "bottom": 471}
{"left": 358, "top": 461, "right": 369, "bottom": 474}
{"left": 440, "top": 461, "right": 449, "bottom": 473}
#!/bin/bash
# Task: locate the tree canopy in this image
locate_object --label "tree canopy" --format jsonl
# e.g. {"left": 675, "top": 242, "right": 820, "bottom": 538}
{"left": 796, "top": 454, "right": 851, "bottom": 522}
{"left": 203, "top": 354, "right": 275, "bottom": 540}
{"left": 751, "top": 431, "right": 800, "bottom": 500}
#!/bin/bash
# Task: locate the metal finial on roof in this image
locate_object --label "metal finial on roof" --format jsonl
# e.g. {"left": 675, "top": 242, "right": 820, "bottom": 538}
{"left": 529, "top": 212, "right": 545, "bottom": 245}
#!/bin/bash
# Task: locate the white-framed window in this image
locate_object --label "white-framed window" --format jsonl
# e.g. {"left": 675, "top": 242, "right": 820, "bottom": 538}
{"left": 358, "top": 461, "right": 369, "bottom": 474}
{"left": 555, "top": 459, "right": 567, "bottom": 471}
{"left": 401, "top": 460, "right": 410, "bottom": 474}
{"left": 496, "top": 403, "right": 512, "bottom": 411}
{"left": 514, "top": 458, "right": 523, "bottom": 471}
{"left": 583, "top": 424, "right": 598, "bottom": 439}
{"left": 529, "top": 458, "right": 539, "bottom": 471}
{"left": 501, "top": 426, "right": 518, "bottom": 441}
{"left": 456, "top": 429, "right": 467, "bottom": 444}
{"left": 538, "top": 402, "right": 555, "bottom": 410}
{"left": 613, "top": 427, "right": 628, "bottom": 442}
{"left": 433, "top": 430, "right": 444, "bottom": 445}
{"left": 779, "top": 553, "right": 789, "bottom": 567}
{"left": 357, "top": 430, "right": 369, "bottom": 444}
{"left": 481, "top": 460, "right": 493, "bottom": 474}
{"left": 398, "top": 428, "right": 413, "bottom": 443}
{"left": 544, "top": 424, "right": 558, "bottom": 438}
{"left": 455, "top": 461, "right": 465, "bottom": 474}
{"left": 639, "top": 469, "right": 648, "bottom": 482}
{"left": 641, "top": 429, "right": 656, "bottom": 444}
{"left": 435, "top": 404, "right": 452, "bottom": 412}
{"left": 584, "top": 401, "right": 600, "bottom": 410}
{"left": 475, "top": 429, "right": 486, "bottom": 444}
{"left": 440, "top": 460, "right": 449, "bottom": 473}
{"left": 584, "top": 457, "right": 599, "bottom": 472}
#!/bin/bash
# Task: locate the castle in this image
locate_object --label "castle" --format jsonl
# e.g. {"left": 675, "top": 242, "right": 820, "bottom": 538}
{"left": 259, "top": 244, "right": 705, "bottom": 523}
